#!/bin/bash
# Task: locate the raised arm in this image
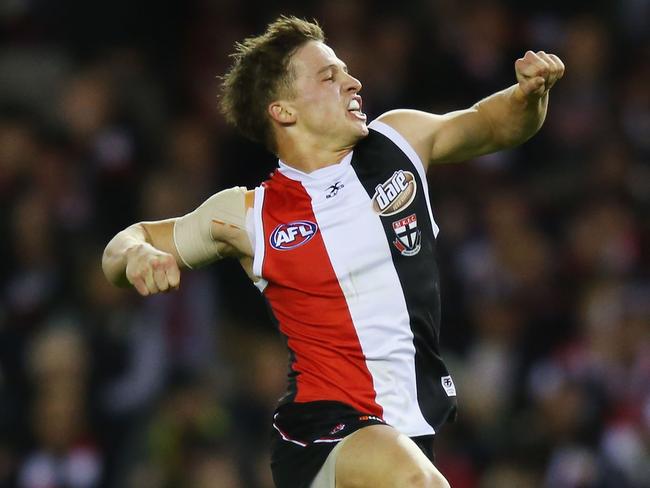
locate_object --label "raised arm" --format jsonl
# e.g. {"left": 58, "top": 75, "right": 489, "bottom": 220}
{"left": 102, "top": 187, "right": 254, "bottom": 296}
{"left": 376, "top": 51, "right": 565, "bottom": 167}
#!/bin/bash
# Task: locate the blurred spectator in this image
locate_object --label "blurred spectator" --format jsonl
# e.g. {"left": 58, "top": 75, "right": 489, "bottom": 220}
{"left": 18, "top": 326, "right": 102, "bottom": 488}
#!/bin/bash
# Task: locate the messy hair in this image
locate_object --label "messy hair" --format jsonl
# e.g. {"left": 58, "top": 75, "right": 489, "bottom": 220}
{"left": 219, "top": 16, "right": 325, "bottom": 154}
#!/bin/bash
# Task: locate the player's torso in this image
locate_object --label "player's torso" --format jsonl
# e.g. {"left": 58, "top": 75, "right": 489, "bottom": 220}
{"left": 251, "top": 122, "right": 456, "bottom": 436}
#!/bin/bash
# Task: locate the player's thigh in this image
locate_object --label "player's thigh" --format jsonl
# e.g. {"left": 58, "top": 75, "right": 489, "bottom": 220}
{"left": 335, "top": 425, "right": 450, "bottom": 488}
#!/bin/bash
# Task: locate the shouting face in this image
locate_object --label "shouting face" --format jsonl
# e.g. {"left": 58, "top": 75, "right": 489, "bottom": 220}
{"left": 272, "top": 41, "right": 368, "bottom": 150}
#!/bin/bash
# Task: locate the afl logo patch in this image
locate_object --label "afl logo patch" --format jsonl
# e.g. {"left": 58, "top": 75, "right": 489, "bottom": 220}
{"left": 270, "top": 221, "right": 318, "bottom": 250}
{"left": 372, "top": 170, "right": 417, "bottom": 216}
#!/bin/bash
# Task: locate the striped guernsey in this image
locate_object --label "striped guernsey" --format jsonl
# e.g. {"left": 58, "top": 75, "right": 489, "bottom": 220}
{"left": 251, "top": 120, "right": 457, "bottom": 437}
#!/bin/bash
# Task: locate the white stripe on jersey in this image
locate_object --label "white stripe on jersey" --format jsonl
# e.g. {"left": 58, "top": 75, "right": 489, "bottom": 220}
{"left": 368, "top": 120, "right": 440, "bottom": 237}
{"left": 252, "top": 185, "right": 268, "bottom": 292}
{"left": 287, "top": 157, "right": 434, "bottom": 437}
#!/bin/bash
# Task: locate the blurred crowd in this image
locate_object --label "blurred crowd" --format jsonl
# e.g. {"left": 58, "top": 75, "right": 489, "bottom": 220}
{"left": 0, "top": 0, "right": 648, "bottom": 487}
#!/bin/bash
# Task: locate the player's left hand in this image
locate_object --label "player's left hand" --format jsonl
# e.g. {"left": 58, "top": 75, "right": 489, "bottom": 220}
{"left": 515, "top": 50, "right": 565, "bottom": 99}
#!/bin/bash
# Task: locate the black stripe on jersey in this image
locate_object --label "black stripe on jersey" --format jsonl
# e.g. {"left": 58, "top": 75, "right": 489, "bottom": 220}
{"left": 351, "top": 128, "right": 457, "bottom": 432}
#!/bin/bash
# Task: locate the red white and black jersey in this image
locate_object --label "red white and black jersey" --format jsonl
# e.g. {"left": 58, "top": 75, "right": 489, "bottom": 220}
{"left": 251, "top": 120, "right": 457, "bottom": 437}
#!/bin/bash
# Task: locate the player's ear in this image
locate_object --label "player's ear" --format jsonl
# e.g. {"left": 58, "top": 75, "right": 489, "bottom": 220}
{"left": 268, "top": 101, "right": 297, "bottom": 125}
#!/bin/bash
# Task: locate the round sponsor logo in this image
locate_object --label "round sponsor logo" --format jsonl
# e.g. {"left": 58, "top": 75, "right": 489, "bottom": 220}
{"left": 372, "top": 170, "right": 417, "bottom": 216}
{"left": 270, "top": 220, "right": 318, "bottom": 250}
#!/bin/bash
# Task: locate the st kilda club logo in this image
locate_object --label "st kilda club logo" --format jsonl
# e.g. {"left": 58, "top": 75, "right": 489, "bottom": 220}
{"left": 372, "top": 170, "right": 417, "bottom": 216}
{"left": 270, "top": 221, "right": 318, "bottom": 250}
{"left": 392, "top": 213, "right": 421, "bottom": 257}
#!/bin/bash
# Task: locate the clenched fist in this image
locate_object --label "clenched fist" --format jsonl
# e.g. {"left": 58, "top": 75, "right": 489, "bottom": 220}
{"left": 515, "top": 50, "right": 565, "bottom": 99}
{"left": 125, "top": 243, "right": 181, "bottom": 296}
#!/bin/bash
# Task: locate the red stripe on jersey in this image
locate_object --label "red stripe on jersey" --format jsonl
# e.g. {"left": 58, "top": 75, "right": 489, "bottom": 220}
{"left": 261, "top": 171, "right": 382, "bottom": 417}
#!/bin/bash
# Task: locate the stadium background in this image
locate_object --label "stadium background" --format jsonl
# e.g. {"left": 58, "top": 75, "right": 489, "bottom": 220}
{"left": 0, "top": 0, "right": 648, "bottom": 486}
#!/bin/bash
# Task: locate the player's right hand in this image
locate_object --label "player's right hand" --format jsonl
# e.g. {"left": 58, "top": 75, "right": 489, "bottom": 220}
{"left": 125, "top": 244, "right": 181, "bottom": 296}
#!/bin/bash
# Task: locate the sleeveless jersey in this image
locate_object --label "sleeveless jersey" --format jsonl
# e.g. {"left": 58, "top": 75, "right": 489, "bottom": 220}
{"left": 251, "top": 120, "right": 457, "bottom": 437}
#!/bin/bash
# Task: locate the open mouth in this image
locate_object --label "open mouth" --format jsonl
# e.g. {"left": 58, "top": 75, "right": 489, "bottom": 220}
{"left": 347, "top": 97, "right": 367, "bottom": 121}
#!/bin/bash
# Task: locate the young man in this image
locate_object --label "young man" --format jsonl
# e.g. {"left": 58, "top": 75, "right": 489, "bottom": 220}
{"left": 103, "top": 16, "right": 564, "bottom": 488}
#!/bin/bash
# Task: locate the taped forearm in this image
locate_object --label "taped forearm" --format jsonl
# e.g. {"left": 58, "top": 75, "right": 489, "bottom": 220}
{"left": 173, "top": 186, "right": 247, "bottom": 268}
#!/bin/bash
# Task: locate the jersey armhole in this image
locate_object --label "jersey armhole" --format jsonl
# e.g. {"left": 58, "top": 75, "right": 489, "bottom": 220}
{"left": 368, "top": 120, "right": 427, "bottom": 175}
{"left": 368, "top": 119, "right": 440, "bottom": 238}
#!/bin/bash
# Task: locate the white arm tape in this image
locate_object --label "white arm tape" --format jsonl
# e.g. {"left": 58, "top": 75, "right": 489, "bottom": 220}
{"left": 173, "top": 186, "right": 247, "bottom": 269}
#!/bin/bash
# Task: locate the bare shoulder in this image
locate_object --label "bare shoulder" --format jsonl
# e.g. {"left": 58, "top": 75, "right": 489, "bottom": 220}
{"left": 376, "top": 108, "right": 443, "bottom": 129}
{"left": 374, "top": 110, "right": 444, "bottom": 168}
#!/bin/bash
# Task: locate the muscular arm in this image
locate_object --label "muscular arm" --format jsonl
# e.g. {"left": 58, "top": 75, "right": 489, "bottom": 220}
{"left": 102, "top": 188, "right": 254, "bottom": 295}
{"left": 102, "top": 219, "right": 184, "bottom": 293}
{"left": 376, "top": 51, "right": 565, "bottom": 167}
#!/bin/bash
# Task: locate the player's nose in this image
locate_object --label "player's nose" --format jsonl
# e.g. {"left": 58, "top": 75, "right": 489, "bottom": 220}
{"left": 343, "top": 72, "right": 362, "bottom": 93}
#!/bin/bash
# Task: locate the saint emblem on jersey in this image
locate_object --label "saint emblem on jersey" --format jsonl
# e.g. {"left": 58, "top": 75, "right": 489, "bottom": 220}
{"left": 441, "top": 375, "right": 457, "bottom": 397}
{"left": 270, "top": 221, "right": 318, "bottom": 250}
{"left": 392, "top": 213, "right": 421, "bottom": 256}
{"left": 372, "top": 170, "right": 417, "bottom": 216}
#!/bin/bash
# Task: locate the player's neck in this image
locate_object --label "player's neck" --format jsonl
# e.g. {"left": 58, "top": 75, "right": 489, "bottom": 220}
{"left": 276, "top": 132, "right": 354, "bottom": 174}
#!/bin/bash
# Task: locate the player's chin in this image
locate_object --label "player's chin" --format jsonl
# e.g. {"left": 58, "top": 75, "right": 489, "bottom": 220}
{"left": 357, "top": 121, "right": 369, "bottom": 137}
{"left": 345, "top": 123, "right": 368, "bottom": 142}
{"left": 347, "top": 114, "right": 369, "bottom": 135}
